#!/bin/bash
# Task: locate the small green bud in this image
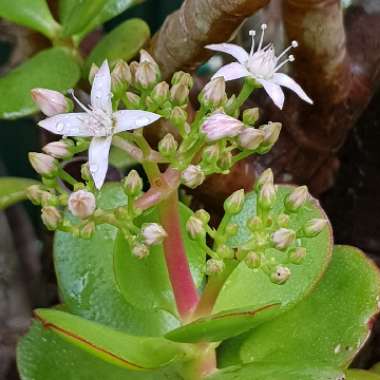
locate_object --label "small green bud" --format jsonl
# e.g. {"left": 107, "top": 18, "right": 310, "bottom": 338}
{"left": 158, "top": 133, "right": 178, "bottom": 157}
{"left": 170, "top": 83, "right": 189, "bottom": 105}
{"left": 124, "top": 92, "right": 141, "bottom": 109}
{"left": 199, "top": 77, "right": 226, "bottom": 109}
{"left": 224, "top": 189, "right": 245, "bottom": 214}
{"left": 141, "top": 223, "right": 167, "bottom": 246}
{"left": 151, "top": 81, "right": 170, "bottom": 105}
{"left": 170, "top": 106, "right": 187, "bottom": 126}
{"left": 256, "top": 168, "right": 274, "bottom": 189}
{"left": 217, "top": 244, "right": 234, "bottom": 259}
{"left": 259, "top": 182, "right": 276, "bottom": 209}
{"left": 238, "top": 128, "right": 265, "bottom": 150}
{"left": 135, "top": 61, "right": 159, "bottom": 90}
{"left": 40, "top": 191, "right": 56, "bottom": 206}
{"left": 26, "top": 185, "right": 43, "bottom": 205}
{"left": 245, "top": 251, "right": 261, "bottom": 269}
{"left": 41, "top": 206, "right": 62, "bottom": 230}
{"left": 181, "top": 165, "right": 205, "bottom": 189}
{"left": 111, "top": 60, "right": 131, "bottom": 95}
{"left": 258, "top": 122, "right": 282, "bottom": 153}
{"left": 289, "top": 247, "right": 306, "bottom": 264}
{"left": 81, "top": 163, "right": 91, "bottom": 181}
{"left": 277, "top": 213, "right": 290, "bottom": 227}
{"left": 202, "top": 144, "right": 220, "bottom": 164}
{"left": 28, "top": 152, "right": 58, "bottom": 177}
{"left": 225, "top": 223, "right": 238, "bottom": 237}
{"left": 88, "top": 63, "right": 99, "bottom": 84}
{"left": 270, "top": 265, "right": 291, "bottom": 285}
{"left": 272, "top": 228, "right": 296, "bottom": 250}
{"left": 68, "top": 190, "right": 96, "bottom": 219}
{"left": 218, "top": 151, "right": 233, "bottom": 171}
{"left": 122, "top": 170, "right": 143, "bottom": 197}
{"left": 186, "top": 216, "right": 205, "bottom": 239}
{"left": 194, "top": 209, "right": 210, "bottom": 225}
{"left": 243, "top": 108, "right": 260, "bottom": 125}
{"left": 80, "top": 222, "right": 96, "bottom": 239}
{"left": 224, "top": 94, "right": 237, "bottom": 116}
{"left": 132, "top": 243, "right": 150, "bottom": 259}
{"left": 303, "top": 218, "right": 327, "bottom": 237}
{"left": 247, "top": 216, "right": 262, "bottom": 231}
{"left": 206, "top": 259, "right": 225, "bottom": 275}
{"left": 285, "top": 186, "right": 309, "bottom": 212}
{"left": 171, "top": 71, "right": 193, "bottom": 88}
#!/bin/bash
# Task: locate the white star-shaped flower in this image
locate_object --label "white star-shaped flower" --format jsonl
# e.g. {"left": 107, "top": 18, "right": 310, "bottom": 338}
{"left": 38, "top": 60, "right": 160, "bottom": 189}
{"left": 206, "top": 24, "right": 313, "bottom": 109}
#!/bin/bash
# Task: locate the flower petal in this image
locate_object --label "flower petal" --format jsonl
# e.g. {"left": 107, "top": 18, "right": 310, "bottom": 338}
{"left": 38, "top": 113, "right": 95, "bottom": 136}
{"left": 256, "top": 78, "right": 285, "bottom": 110}
{"left": 113, "top": 110, "right": 161, "bottom": 133}
{"left": 272, "top": 73, "right": 313, "bottom": 104}
{"left": 91, "top": 60, "right": 112, "bottom": 116}
{"left": 206, "top": 43, "right": 249, "bottom": 64}
{"left": 212, "top": 62, "right": 250, "bottom": 82}
{"left": 88, "top": 136, "right": 112, "bottom": 189}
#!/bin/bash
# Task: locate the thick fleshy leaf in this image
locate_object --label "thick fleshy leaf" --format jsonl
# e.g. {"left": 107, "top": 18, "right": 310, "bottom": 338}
{"left": 61, "top": 0, "right": 107, "bottom": 36}
{"left": 206, "top": 363, "right": 344, "bottom": 380}
{"left": 109, "top": 146, "right": 137, "bottom": 169}
{"left": 113, "top": 203, "right": 205, "bottom": 315}
{"left": 0, "top": 0, "right": 59, "bottom": 38}
{"left": 0, "top": 177, "right": 38, "bottom": 210}
{"left": 78, "top": 0, "right": 142, "bottom": 39}
{"left": 346, "top": 370, "right": 380, "bottom": 380}
{"left": 33, "top": 309, "right": 186, "bottom": 370}
{"left": 85, "top": 18, "right": 150, "bottom": 74}
{"left": 18, "top": 321, "right": 181, "bottom": 380}
{"left": 237, "top": 246, "right": 380, "bottom": 367}
{"left": 165, "top": 303, "right": 279, "bottom": 343}
{"left": 0, "top": 48, "right": 80, "bottom": 120}
{"left": 54, "top": 183, "right": 178, "bottom": 335}
{"left": 214, "top": 186, "right": 332, "bottom": 316}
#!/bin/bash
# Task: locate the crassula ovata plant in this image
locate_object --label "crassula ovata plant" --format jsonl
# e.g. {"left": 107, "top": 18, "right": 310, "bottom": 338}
{"left": 7, "top": 21, "right": 380, "bottom": 380}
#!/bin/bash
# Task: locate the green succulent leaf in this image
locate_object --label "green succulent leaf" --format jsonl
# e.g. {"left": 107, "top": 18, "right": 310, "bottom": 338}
{"left": 165, "top": 303, "right": 280, "bottom": 343}
{"left": 114, "top": 203, "right": 205, "bottom": 315}
{"left": 214, "top": 186, "right": 333, "bottom": 317}
{"left": 61, "top": 0, "right": 107, "bottom": 36}
{"left": 206, "top": 363, "right": 344, "bottom": 380}
{"left": 0, "top": 177, "right": 38, "bottom": 210}
{"left": 372, "top": 364, "right": 380, "bottom": 375}
{"left": 85, "top": 18, "right": 150, "bottom": 73}
{"left": 0, "top": 48, "right": 80, "bottom": 120}
{"left": 33, "top": 309, "right": 186, "bottom": 370}
{"left": 109, "top": 146, "right": 137, "bottom": 169}
{"left": 236, "top": 245, "right": 380, "bottom": 367}
{"left": 17, "top": 321, "right": 182, "bottom": 380}
{"left": 0, "top": 0, "right": 60, "bottom": 38}
{"left": 346, "top": 370, "right": 380, "bottom": 380}
{"left": 54, "top": 183, "right": 178, "bottom": 335}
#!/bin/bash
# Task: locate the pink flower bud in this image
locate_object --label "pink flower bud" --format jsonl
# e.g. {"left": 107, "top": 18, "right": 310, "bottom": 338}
{"left": 42, "top": 140, "right": 73, "bottom": 159}
{"left": 141, "top": 223, "right": 167, "bottom": 246}
{"left": 201, "top": 113, "right": 244, "bottom": 142}
{"left": 28, "top": 152, "right": 58, "bottom": 177}
{"left": 186, "top": 216, "right": 205, "bottom": 239}
{"left": 238, "top": 128, "right": 265, "bottom": 150}
{"left": 68, "top": 190, "right": 96, "bottom": 219}
{"left": 181, "top": 165, "right": 205, "bottom": 189}
{"left": 132, "top": 243, "right": 150, "bottom": 259}
{"left": 270, "top": 265, "right": 291, "bottom": 285}
{"left": 41, "top": 206, "right": 62, "bottom": 230}
{"left": 135, "top": 62, "right": 159, "bottom": 89}
{"left": 272, "top": 228, "right": 296, "bottom": 250}
{"left": 31, "top": 88, "right": 71, "bottom": 116}
{"left": 199, "top": 77, "right": 226, "bottom": 108}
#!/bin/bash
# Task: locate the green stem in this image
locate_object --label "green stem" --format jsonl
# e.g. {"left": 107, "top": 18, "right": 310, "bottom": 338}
{"left": 58, "top": 169, "right": 78, "bottom": 187}
{"left": 232, "top": 79, "right": 257, "bottom": 112}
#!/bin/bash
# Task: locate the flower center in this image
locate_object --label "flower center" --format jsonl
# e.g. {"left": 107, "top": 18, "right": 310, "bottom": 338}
{"left": 245, "top": 24, "right": 298, "bottom": 80}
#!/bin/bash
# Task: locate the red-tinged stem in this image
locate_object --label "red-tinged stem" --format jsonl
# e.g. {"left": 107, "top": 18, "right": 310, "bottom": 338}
{"left": 159, "top": 191, "right": 199, "bottom": 320}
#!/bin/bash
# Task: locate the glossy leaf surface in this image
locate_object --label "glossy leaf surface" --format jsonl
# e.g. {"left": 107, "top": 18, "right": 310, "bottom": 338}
{"left": 17, "top": 321, "right": 181, "bottom": 380}
{"left": 34, "top": 309, "right": 186, "bottom": 370}
{"left": 85, "top": 18, "right": 150, "bottom": 72}
{"left": 346, "top": 370, "right": 380, "bottom": 380}
{"left": 54, "top": 183, "right": 178, "bottom": 335}
{"left": 0, "top": 0, "right": 59, "bottom": 38}
{"left": 0, "top": 48, "right": 80, "bottom": 119}
{"left": 214, "top": 186, "right": 333, "bottom": 316}
{"left": 165, "top": 303, "right": 279, "bottom": 343}
{"left": 114, "top": 203, "right": 205, "bottom": 315}
{"left": 0, "top": 177, "right": 38, "bottom": 210}
{"left": 238, "top": 246, "right": 380, "bottom": 367}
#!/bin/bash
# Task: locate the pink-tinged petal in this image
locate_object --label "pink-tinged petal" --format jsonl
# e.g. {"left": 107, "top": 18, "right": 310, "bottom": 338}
{"left": 38, "top": 113, "right": 95, "bottom": 136}
{"left": 272, "top": 73, "right": 313, "bottom": 104}
{"left": 113, "top": 110, "right": 161, "bottom": 133}
{"left": 91, "top": 60, "right": 112, "bottom": 115}
{"left": 256, "top": 78, "right": 285, "bottom": 110}
{"left": 206, "top": 43, "right": 249, "bottom": 64}
{"left": 212, "top": 62, "right": 250, "bottom": 82}
{"left": 88, "top": 136, "right": 112, "bottom": 189}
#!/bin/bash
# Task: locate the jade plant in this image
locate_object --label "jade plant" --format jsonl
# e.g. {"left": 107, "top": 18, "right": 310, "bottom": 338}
{"left": 1, "top": 2, "right": 380, "bottom": 378}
